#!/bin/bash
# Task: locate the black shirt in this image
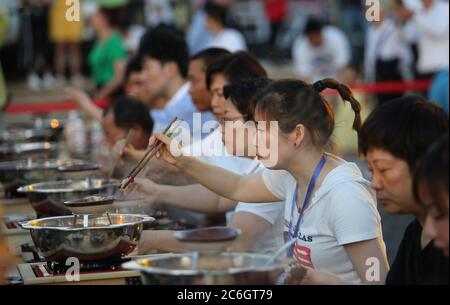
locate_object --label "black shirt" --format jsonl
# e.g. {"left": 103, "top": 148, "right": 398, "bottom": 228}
{"left": 386, "top": 219, "right": 449, "bottom": 285}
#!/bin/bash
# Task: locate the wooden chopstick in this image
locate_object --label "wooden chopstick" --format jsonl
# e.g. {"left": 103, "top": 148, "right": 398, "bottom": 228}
{"left": 124, "top": 117, "right": 179, "bottom": 180}
{"left": 108, "top": 129, "right": 134, "bottom": 179}
{"left": 120, "top": 117, "right": 180, "bottom": 190}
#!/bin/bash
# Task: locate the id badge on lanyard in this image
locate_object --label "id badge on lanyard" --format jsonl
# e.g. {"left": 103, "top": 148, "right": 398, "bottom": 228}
{"left": 287, "top": 155, "right": 326, "bottom": 258}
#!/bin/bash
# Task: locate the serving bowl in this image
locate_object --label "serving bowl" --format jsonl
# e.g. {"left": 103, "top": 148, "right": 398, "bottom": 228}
{"left": 17, "top": 178, "right": 121, "bottom": 218}
{"left": 20, "top": 213, "right": 154, "bottom": 263}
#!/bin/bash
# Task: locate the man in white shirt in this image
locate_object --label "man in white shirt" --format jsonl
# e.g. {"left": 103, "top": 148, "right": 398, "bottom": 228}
{"left": 139, "top": 26, "right": 214, "bottom": 138}
{"left": 204, "top": 1, "right": 247, "bottom": 53}
{"left": 292, "top": 18, "right": 351, "bottom": 82}
{"left": 398, "top": 0, "right": 449, "bottom": 78}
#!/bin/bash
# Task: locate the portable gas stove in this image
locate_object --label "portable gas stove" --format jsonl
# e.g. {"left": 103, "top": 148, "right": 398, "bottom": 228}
{"left": 1, "top": 215, "right": 33, "bottom": 256}
{"left": 17, "top": 261, "right": 142, "bottom": 285}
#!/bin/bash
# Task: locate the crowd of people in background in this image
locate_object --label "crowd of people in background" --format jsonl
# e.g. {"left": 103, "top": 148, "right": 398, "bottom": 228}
{"left": 0, "top": 0, "right": 447, "bottom": 109}
{"left": 0, "top": 0, "right": 449, "bottom": 285}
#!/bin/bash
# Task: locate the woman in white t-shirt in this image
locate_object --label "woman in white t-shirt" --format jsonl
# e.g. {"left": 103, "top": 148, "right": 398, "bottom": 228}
{"left": 135, "top": 78, "right": 284, "bottom": 255}
{"left": 145, "top": 78, "right": 389, "bottom": 284}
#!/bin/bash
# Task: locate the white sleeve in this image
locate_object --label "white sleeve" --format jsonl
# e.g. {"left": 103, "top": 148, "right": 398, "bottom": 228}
{"left": 331, "top": 30, "right": 351, "bottom": 70}
{"left": 329, "top": 182, "right": 382, "bottom": 246}
{"left": 235, "top": 201, "right": 285, "bottom": 225}
{"left": 413, "top": 5, "right": 449, "bottom": 38}
{"left": 292, "top": 38, "right": 312, "bottom": 78}
{"left": 261, "top": 170, "right": 292, "bottom": 201}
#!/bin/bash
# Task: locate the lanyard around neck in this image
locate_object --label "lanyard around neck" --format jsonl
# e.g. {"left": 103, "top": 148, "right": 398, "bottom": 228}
{"left": 287, "top": 155, "right": 327, "bottom": 257}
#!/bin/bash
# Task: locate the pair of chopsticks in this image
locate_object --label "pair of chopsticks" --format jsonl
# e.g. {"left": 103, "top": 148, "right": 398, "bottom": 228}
{"left": 120, "top": 117, "right": 180, "bottom": 191}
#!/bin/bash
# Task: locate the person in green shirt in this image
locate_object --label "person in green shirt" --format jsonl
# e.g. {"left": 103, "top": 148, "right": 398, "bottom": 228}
{"left": 88, "top": 6, "right": 127, "bottom": 98}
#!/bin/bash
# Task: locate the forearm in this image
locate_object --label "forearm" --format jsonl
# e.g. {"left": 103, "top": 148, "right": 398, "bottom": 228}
{"left": 345, "top": 237, "right": 389, "bottom": 285}
{"left": 76, "top": 96, "right": 103, "bottom": 122}
{"left": 96, "top": 79, "right": 122, "bottom": 99}
{"left": 227, "top": 211, "right": 271, "bottom": 252}
{"left": 176, "top": 156, "right": 246, "bottom": 202}
{"left": 158, "top": 184, "right": 236, "bottom": 214}
{"left": 138, "top": 230, "right": 185, "bottom": 254}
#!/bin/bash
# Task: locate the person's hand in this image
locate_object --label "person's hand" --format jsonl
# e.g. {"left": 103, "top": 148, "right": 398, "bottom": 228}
{"left": 285, "top": 266, "right": 344, "bottom": 285}
{"left": 65, "top": 86, "right": 91, "bottom": 107}
{"left": 133, "top": 178, "right": 161, "bottom": 204}
{"left": 149, "top": 133, "right": 184, "bottom": 166}
{"left": 123, "top": 144, "right": 146, "bottom": 160}
{"left": 113, "top": 139, "right": 146, "bottom": 161}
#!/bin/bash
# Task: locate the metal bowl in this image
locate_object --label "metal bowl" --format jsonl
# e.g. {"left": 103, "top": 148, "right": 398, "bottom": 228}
{"left": 0, "top": 159, "right": 99, "bottom": 199}
{"left": 19, "top": 214, "right": 154, "bottom": 263}
{"left": 64, "top": 195, "right": 116, "bottom": 215}
{"left": 0, "top": 142, "right": 59, "bottom": 161}
{"left": 17, "top": 179, "right": 121, "bottom": 218}
{"left": 122, "top": 252, "right": 286, "bottom": 285}
{"left": 0, "top": 127, "right": 64, "bottom": 144}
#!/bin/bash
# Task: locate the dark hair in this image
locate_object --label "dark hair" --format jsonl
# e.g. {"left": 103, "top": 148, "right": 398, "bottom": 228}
{"left": 125, "top": 56, "right": 142, "bottom": 81}
{"left": 204, "top": 1, "right": 228, "bottom": 27}
{"left": 98, "top": 6, "right": 127, "bottom": 29}
{"left": 206, "top": 51, "right": 268, "bottom": 90}
{"left": 413, "top": 135, "right": 449, "bottom": 216}
{"left": 223, "top": 78, "right": 273, "bottom": 122}
{"left": 256, "top": 78, "right": 362, "bottom": 147}
{"left": 104, "top": 96, "right": 154, "bottom": 135}
{"left": 359, "top": 96, "right": 449, "bottom": 170}
{"left": 304, "top": 17, "right": 324, "bottom": 35}
{"left": 191, "top": 48, "right": 231, "bottom": 72}
{"left": 138, "top": 25, "right": 189, "bottom": 78}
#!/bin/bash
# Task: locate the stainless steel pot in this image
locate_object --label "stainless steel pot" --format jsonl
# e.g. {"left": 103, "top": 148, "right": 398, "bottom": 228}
{"left": 17, "top": 179, "right": 121, "bottom": 217}
{"left": 123, "top": 252, "right": 287, "bottom": 285}
{"left": 0, "top": 159, "right": 99, "bottom": 199}
{"left": 20, "top": 214, "right": 154, "bottom": 263}
{"left": 0, "top": 127, "right": 64, "bottom": 144}
{"left": 0, "top": 142, "right": 59, "bottom": 161}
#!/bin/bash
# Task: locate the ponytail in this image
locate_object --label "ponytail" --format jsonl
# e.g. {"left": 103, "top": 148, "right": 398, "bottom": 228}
{"left": 313, "top": 79, "right": 362, "bottom": 134}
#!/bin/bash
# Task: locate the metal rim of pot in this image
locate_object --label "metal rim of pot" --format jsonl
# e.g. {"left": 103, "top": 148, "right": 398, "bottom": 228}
{"left": 122, "top": 253, "right": 288, "bottom": 277}
{"left": 16, "top": 179, "right": 121, "bottom": 194}
{"left": 19, "top": 213, "right": 155, "bottom": 231}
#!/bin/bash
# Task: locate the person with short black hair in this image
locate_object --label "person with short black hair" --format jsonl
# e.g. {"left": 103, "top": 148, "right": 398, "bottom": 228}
{"left": 101, "top": 96, "right": 154, "bottom": 150}
{"left": 204, "top": 1, "right": 247, "bottom": 52}
{"left": 414, "top": 135, "right": 449, "bottom": 258}
{"left": 188, "top": 48, "right": 231, "bottom": 112}
{"left": 292, "top": 17, "right": 351, "bottom": 82}
{"left": 139, "top": 25, "right": 212, "bottom": 137}
{"left": 122, "top": 55, "right": 149, "bottom": 103}
{"left": 360, "top": 96, "right": 449, "bottom": 285}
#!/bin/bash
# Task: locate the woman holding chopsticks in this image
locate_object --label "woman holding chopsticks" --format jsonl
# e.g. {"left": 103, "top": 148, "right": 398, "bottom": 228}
{"left": 137, "top": 78, "right": 389, "bottom": 284}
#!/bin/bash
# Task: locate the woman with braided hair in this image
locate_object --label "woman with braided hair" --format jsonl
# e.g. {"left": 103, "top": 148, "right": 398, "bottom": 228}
{"left": 134, "top": 78, "right": 388, "bottom": 284}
